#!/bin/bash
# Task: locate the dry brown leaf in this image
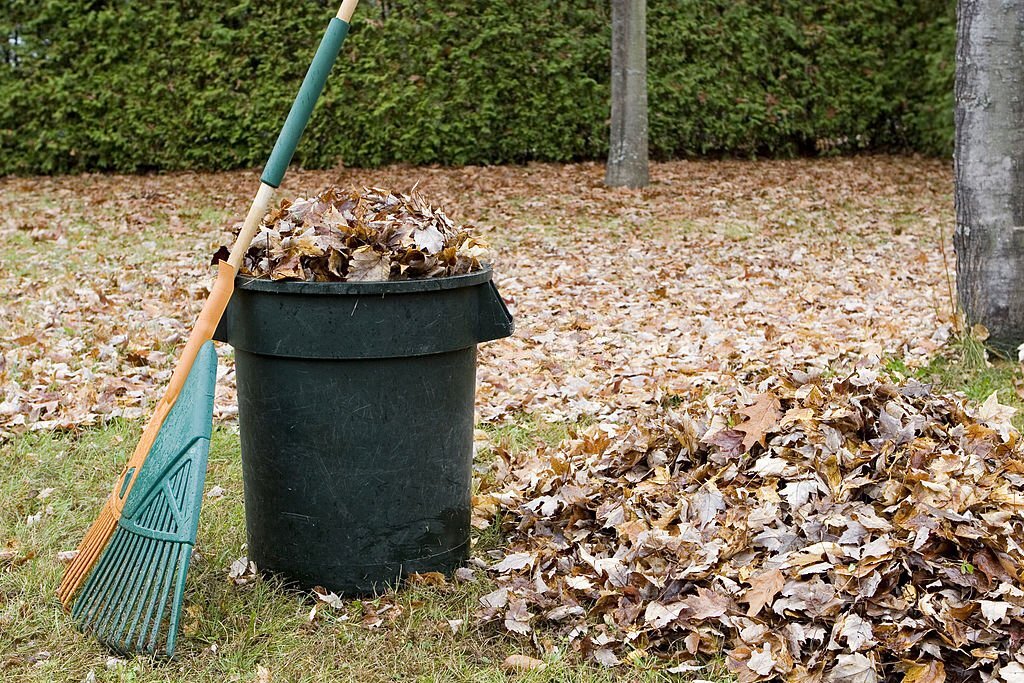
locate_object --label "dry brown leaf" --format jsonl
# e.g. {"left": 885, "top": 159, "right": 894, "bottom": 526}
{"left": 743, "top": 568, "right": 785, "bottom": 617}
{"left": 501, "top": 654, "right": 547, "bottom": 672}
{"left": 406, "top": 571, "right": 447, "bottom": 588}
{"left": 902, "top": 661, "right": 946, "bottom": 683}
{"left": 347, "top": 246, "right": 391, "bottom": 282}
{"left": 827, "top": 653, "right": 877, "bottom": 683}
{"left": 735, "top": 392, "right": 782, "bottom": 452}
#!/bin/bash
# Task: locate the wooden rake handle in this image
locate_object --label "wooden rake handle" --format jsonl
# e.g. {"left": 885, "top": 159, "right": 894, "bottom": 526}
{"left": 172, "top": 0, "right": 358, "bottom": 395}
{"left": 120, "top": 0, "right": 360, "bottom": 488}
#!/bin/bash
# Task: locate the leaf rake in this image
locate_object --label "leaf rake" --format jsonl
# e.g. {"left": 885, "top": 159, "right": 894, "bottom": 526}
{"left": 71, "top": 342, "right": 216, "bottom": 656}
{"left": 58, "top": 0, "right": 360, "bottom": 657}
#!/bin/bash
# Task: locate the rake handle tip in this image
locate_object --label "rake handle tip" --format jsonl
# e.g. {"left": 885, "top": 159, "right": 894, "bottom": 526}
{"left": 338, "top": 0, "right": 358, "bottom": 22}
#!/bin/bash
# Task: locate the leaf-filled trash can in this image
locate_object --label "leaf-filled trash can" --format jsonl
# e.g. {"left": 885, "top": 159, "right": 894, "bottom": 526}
{"left": 213, "top": 268, "right": 513, "bottom": 594}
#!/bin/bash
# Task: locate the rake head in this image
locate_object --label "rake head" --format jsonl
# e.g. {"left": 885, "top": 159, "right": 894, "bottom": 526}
{"left": 70, "top": 341, "right": 217, "bottom": 657}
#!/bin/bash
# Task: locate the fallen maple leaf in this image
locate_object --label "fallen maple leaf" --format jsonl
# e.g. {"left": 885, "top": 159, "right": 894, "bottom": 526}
{"left": 977, "top": 391, "right": 1017, "bottom": 441}
{"left": 347, "top": 246, "right": 391, "bottom": 282}
{"left": 227, "top": 556, "right": 258, "bottom": 585}
{"left": 681, "top": 586, "right": 731, "bottom": 620}
{"left": 645, "top": 601, "right": 684, "bottom": 628}
{"left": 55, "top": 550, "right": 79, "bottom": 564}
{"left": 1000, "top": 662, "right": 1024, "bottom": 683}
{"left": 747, "top": 642, "right": 776, "bottom": 677}
{"left": 406, "top": 571, "right": 447, "bottom": 588}
{"left": 312, "top": 587, "right": 344, "bottom": 610}
{"left": 742, "top": 568, "right": 785, "bottom": 617}
{"left": 504, "top": 599, "right": 532, "bottom": 635}
{"left": 492, "top": 552, "right": 534, "bottom": 573}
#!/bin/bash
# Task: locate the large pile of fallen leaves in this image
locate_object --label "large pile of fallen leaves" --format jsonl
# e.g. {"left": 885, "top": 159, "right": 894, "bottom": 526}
{"left": 226, "top": 187, "right": 489, "bottom": 282}
{"left": 474, "top": 369, "right": 1024, "bottom": 682}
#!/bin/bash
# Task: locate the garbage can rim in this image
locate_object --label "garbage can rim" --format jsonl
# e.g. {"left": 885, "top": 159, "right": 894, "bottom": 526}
{"left": 234, "top": 265, "right": 493, "bottom": 295}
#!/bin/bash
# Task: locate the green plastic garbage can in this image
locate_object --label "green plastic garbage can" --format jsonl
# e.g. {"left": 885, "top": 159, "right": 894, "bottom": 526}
{"left": 213, "top": 268, "right": 513, "bottom": 594}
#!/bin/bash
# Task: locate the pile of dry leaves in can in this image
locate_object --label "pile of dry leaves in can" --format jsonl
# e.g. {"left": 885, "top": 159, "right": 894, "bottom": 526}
{"left": 473, "top": 368, "right": 1024, "bottom": 682}
{"left": 218, "top": 187, "right": 489, "bottom": 281}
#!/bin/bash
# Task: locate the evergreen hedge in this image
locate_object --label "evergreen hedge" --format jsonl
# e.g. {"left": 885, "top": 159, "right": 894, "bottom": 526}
{"left": 0, "top": 0, "right": 955, "bottom": 175}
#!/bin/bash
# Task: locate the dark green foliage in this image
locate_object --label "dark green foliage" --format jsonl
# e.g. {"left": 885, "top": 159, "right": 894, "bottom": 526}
{"left": 895, "top": 5, "right": 957, "bottom": 156}
{"left": 0, "top": 0, "right": 955, "bottom": 175}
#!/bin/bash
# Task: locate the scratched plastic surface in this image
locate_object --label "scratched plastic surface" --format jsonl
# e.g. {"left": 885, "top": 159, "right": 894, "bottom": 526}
{"left": 214, "top": 270, "right": 513, "bottom": 594}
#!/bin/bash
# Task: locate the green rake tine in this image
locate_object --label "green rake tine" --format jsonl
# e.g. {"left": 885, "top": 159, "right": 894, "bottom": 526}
{"left": 101, "top": 535, "right": 153, "bottom": 647}
{"left": 70, "top": 532, "right": 110, "bottom": 622}
{"left": 120, "top": 514, "right": 171, "bottom": 641}
{"left": 76, "top": 529, "right": 135, "bottom": 626}
{"left": 115, "top": 537, "right": 161, "bottom": 647}
{"left": 71, "top": 342, "right": 217, "bottom": 657}
{"left": 123, "top": 543, "right": 163, "bottom": 651}
{"left": 71, "top": 528, "right": 125, "bottom": 622}
{"left": 142, "top": 543, "right": 177, "bottom": 654}
{"left": 99, "top": 533, "right": 152, "bottom": 635}
{"left": 125, "top": 540, "right": 171, "bottom": 650}
{"left": 121, "top": 501, "right": 168, "bottom": 643}
{"left": 165, "top": 545, "right": 193, "bottom": 656}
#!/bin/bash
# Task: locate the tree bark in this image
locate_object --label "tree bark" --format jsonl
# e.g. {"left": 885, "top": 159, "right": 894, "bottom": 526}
{"left": 954, "top": 0, "right": 1024, "bottom": 352}
{"left": 605, "top": 0, "right": 649, "bottom": 188}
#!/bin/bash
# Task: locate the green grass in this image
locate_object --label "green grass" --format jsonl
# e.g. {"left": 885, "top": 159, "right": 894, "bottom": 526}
{"left": 887, "top": 331, "right": 1024, "bottom": 430}
{"left": 0, "top": 414, "right": 722, "bottom": 683}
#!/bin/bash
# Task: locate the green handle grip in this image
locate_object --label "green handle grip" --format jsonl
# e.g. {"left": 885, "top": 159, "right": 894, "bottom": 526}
{"left": 261, "top": 17, "right": 350, "bottom": 188}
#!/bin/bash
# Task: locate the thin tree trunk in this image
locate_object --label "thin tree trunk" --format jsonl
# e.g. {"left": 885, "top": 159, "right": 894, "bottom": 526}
{"left": 606, "top": 0, "right": 649, "bottom": 188}
{"left": 954, "top": 0, "right": 1024, "bottom": 352}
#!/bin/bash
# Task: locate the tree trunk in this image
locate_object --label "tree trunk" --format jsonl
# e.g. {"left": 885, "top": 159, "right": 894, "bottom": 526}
{"left": 954, "top": 0, "right": 1024, "bottom": 352}
{"left": 605, "top": 0, "right": 649, "bottom": 188}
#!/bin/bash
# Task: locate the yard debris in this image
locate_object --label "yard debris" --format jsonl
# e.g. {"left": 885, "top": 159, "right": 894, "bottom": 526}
{"left": 359, "top": 598, "right": 403, "bottom": 629}
{"left": 502, "top": 654, "right": 547, "bottom": 672}
{"left": 312, "top": 587, "right": 344, "bottom": 610}
{"left": 308, "top": 587, "right": 350, "bottom": 623}
{"left": 0, "top": 159, "right": 951, "bottom": 439}
{"left": 406, "top": 571, "right": 448, "bottom": 588}
{"left": 56, "top": 550, "right": 79, "bottom": 563}
{"left": 454, "top": 567, "right": 476, "bottom": 582}
{"left": 0, "top": 548, "right": 34, "bottom": 571}
{"left": 227, "top": 556, "right": 258, "bottom": 585}
{"left": 476, "top": 369, "right": 1024, "bottom": 681}
{"left": 225, "top": 187, "right": 489, "bottom": 282}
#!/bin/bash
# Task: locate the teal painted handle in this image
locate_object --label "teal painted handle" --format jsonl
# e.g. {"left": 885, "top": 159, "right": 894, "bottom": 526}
{"left": 261, "top": 17, "right": 350, "bottom": 188}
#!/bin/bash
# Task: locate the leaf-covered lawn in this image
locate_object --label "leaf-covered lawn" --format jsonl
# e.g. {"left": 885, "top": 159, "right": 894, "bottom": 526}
{"left": 6, "top": 157, "right": 1020, "bottom": 682}
{"left": 0, "top": 156, "right": 954, "bottom": 437}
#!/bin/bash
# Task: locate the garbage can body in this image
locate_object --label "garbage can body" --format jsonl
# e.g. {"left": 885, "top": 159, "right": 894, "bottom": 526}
{"left": 214, "top": 269, "right": 512, "bottom": 594}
